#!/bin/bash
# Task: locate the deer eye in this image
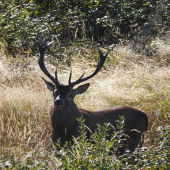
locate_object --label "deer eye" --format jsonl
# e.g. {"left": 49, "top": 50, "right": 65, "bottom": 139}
{"left": 67, "top": 93, "right": 73, "bottom": 98}
{"left": 53, "top": 90, "right": 59, "bottom": 97}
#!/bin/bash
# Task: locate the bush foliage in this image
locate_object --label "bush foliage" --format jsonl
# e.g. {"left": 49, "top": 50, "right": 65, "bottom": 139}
{"left": 0, "top": 0, "right": 170, "bottom": 56}
{"left": 52, "top": 117, "right": 170, "bottom": 170}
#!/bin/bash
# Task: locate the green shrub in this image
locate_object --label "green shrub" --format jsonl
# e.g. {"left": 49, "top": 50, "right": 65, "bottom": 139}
{"left": 0, "top": 0, "right": 170, "bottom": 56}
{"left": 0, "top": 115, "right": 169, "bottom": 169}
{"left": 54, "top": 117, "right": 170, "bottom": 169}
{"left": 55, "top": 116, "right": 125, "bottom": 169}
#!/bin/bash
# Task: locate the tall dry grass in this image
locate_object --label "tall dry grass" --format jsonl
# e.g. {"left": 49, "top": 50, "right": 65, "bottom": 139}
{"left": 0, "top": 36, "right": 170, "bottom": 168}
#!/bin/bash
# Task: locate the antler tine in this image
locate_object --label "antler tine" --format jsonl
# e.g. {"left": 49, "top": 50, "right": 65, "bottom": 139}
{"left": 68, "top": 68, "right": 72, "bottom": 85}
{"left": 38, "top": 36, "right": 59, "bottom": 86}
{"left": 70, "top": 48, "right": 109, "bottom": 87}
{"left": 69, "top": 70, "right": 85, "bottom": 86}
{"left": 55, "top": 68, "right": 60, "bottom": 87}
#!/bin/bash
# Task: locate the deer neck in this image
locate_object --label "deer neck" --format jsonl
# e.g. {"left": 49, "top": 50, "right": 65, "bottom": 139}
{"left": 51, "top": 100, "right": 81, "bottom": 129}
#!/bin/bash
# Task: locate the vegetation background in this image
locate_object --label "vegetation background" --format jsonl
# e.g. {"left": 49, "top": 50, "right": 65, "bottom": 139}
{"left": 0, "top": 0, "right": 170, "bottom": 169}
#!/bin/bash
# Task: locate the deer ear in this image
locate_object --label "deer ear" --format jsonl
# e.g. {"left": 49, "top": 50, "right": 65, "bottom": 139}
{"left": 42, "top": 77, "right": 55, "bottom": 91}
{"left": 74, "top": 83, "right": 90, "bottom": 95}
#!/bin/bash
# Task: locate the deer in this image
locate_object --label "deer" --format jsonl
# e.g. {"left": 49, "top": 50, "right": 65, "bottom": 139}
{"left": 38, "top": 38, "right": 148, "bottom": 155}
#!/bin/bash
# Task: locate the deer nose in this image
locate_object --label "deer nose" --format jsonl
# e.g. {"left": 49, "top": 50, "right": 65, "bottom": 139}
{"left": 54, "top": 99, "right": 64, "bottom": 107}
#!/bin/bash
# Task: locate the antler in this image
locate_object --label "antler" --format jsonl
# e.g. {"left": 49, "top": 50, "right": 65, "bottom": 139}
{"left": 38, "top": 36, "right": 60, "bottom": 87}
{"left": 69, "top": 48, "right": 109, "bottom": 87}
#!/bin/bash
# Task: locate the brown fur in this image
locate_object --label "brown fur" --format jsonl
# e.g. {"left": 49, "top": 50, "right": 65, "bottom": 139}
{"left": 38, "top": 39, "right": 148, "bottom": 154}
{"left": 50, "top": 96, "right": 148, "bottom": 154}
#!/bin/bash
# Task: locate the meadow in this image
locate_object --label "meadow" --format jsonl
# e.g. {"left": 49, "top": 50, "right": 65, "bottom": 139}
{"left": 0, "top": 35, "right": 170, "bottom": 169}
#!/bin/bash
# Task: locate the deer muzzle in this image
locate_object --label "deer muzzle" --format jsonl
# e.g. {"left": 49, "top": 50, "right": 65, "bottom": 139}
{"left": 54, "top": 99, "right": 65, "bottom": 108}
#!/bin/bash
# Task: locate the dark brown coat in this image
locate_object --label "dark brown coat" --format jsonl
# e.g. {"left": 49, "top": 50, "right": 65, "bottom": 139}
{"left": 38, "top": 38, "right": 148, "bottom": 154}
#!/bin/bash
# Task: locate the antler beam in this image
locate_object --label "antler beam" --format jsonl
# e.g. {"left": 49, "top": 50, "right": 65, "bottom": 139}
{"left": 69, "top": 48, "right": 109, "bottom": 87}
{"left": 38, "top": 37, "right": 60, "bottom": 87}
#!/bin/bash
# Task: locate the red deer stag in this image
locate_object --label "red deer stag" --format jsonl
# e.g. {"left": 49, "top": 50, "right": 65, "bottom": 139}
{"left": 38, "top": 38, "right": 148, "bottom": 154}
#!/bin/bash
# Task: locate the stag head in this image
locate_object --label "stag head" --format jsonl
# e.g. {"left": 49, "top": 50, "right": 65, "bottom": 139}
{"left": 38, "top": 37, "right": 109, "bottom": 108}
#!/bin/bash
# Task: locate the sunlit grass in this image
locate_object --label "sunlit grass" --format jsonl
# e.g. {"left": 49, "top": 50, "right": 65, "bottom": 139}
{"left": 0, "top": 38, "right": 170, "bottom": 168}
